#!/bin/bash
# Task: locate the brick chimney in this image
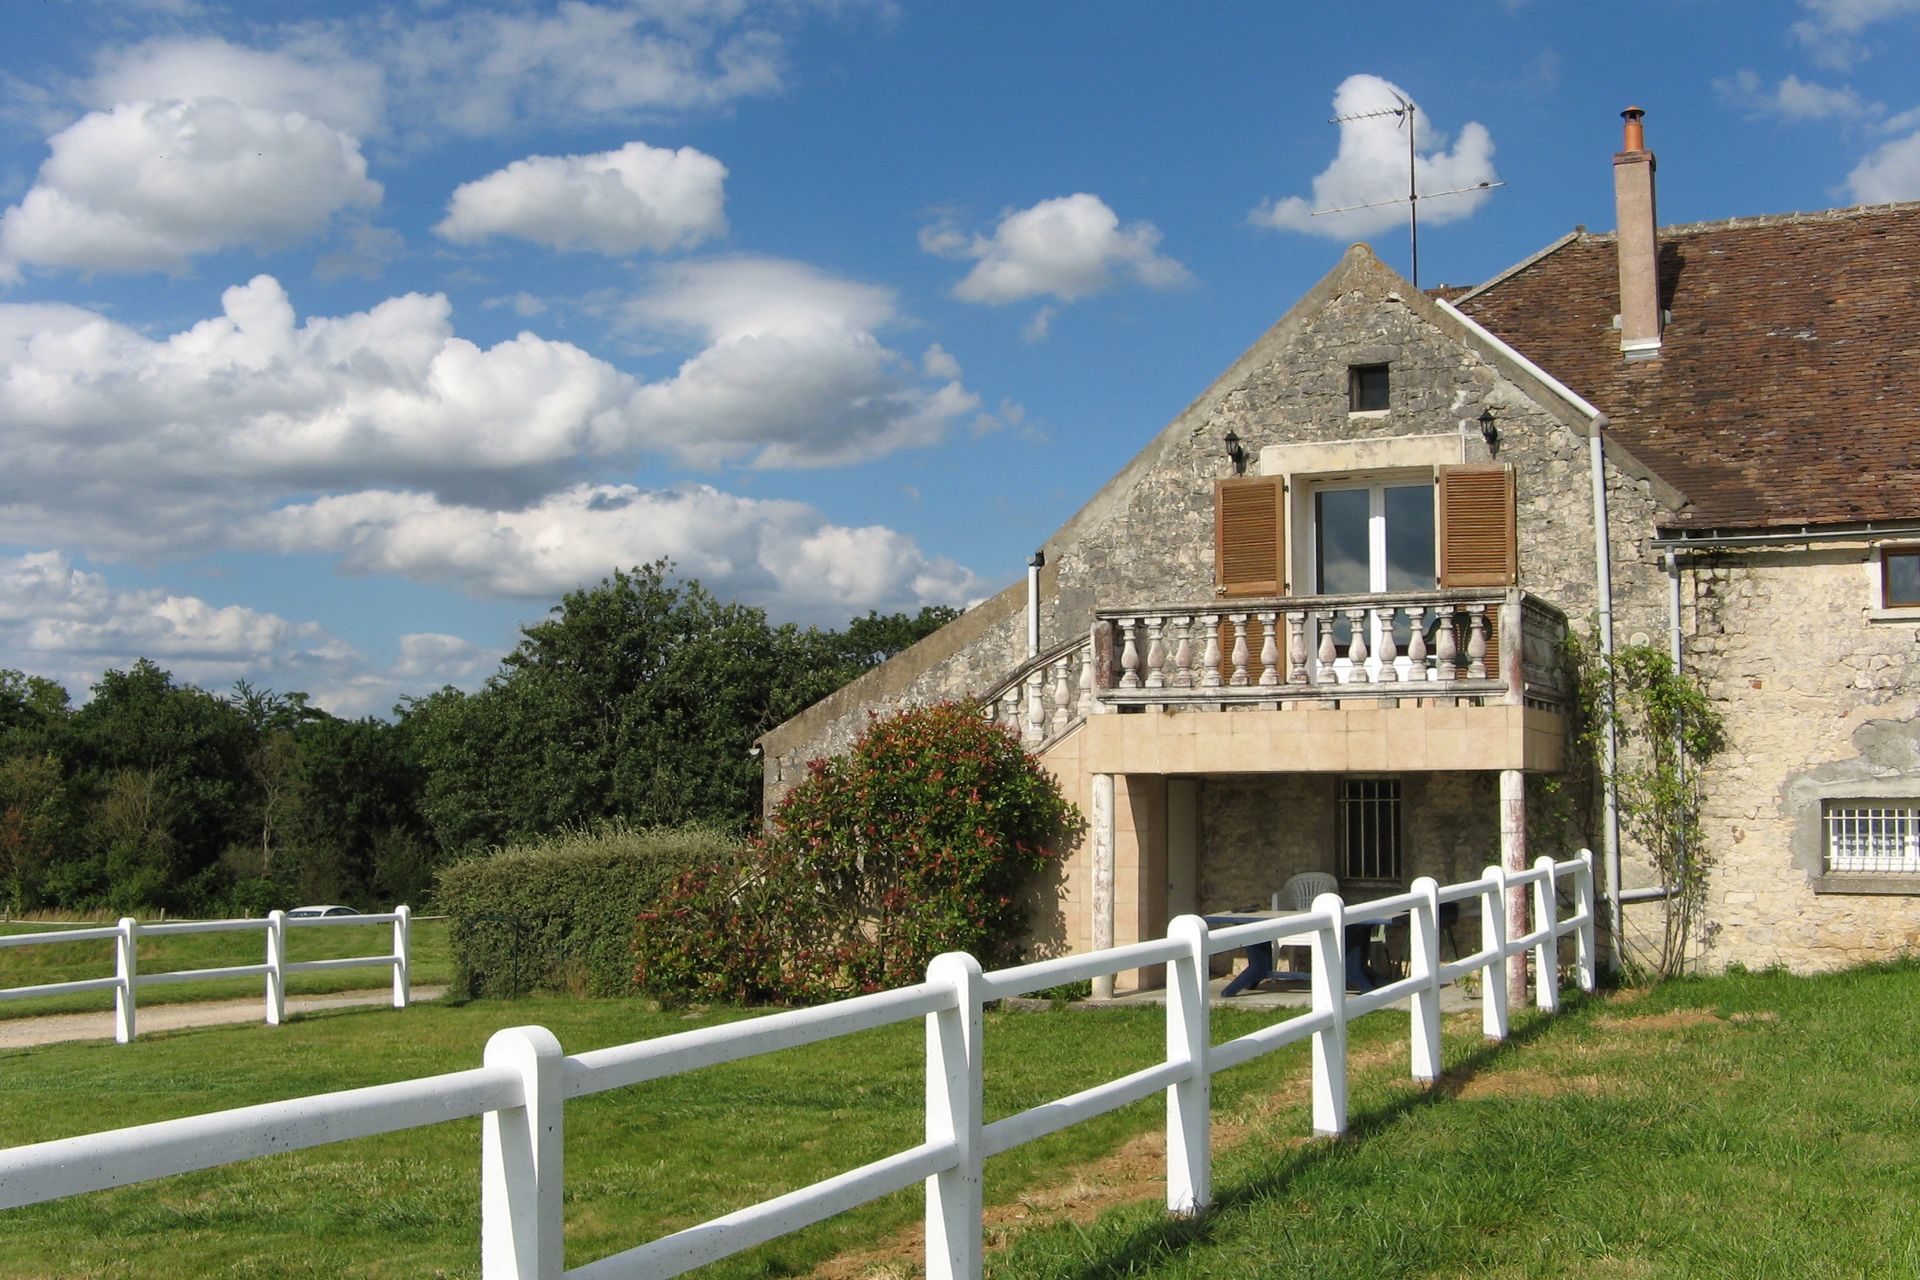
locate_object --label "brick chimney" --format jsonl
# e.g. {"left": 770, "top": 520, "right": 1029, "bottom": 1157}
{"left": 1613, "top": 106, "right": 1662, "bottom": 360}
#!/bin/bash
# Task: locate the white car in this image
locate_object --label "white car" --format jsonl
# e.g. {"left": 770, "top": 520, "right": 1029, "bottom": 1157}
{"left": 287, "top": 904, "right": 359, "bottom": 918}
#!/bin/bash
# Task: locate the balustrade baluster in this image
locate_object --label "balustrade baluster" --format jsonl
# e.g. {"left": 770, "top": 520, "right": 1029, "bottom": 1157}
{"left": 1000, "top": 686, "right": 1020, "bottom": 731}
{"left": 1286, "top": 611, "right": 1308, "bottom": 684}
{"left": 1375, "top": 605, "right": 1399, "bottom": 683}
{"left": 1405, "top": 606, "right": 1427, "bottom": 682}
{"left": 1050, "top": 656, "right": 1072, "bottom": 732}
{"left": 1199, "top": 615, "right": 1223, "bottom": 688}
{"left": 1170, "top": 615, "right": 1193, "bottom": 688}
{"left": 1118, "top": 617, "right": 1142, "bottom": 689}
{"left": 1316, "top": 610, "right": 1339, "bottom": 683}
{"left": 1345, "top": 608, "right": 1370, "bottom": 681}
{"left": 1228, "top": 614, "right": 1250, "bottom": 686}
{"left": 1145, "top": 616, "right": 1167, "bottom": 689}
{"left": 1078, "top": 643, "right": 1096, "bottom": 717}
{"left": 1257, "top": 611, "right": 1280, "bottom": 686}
{"left": 1434, "top": 607, "right": 1458, "bottom": 681}
{"left": 1467, "top": 605, "right": 1488, "bottom": 679}
{"left": 1025, "top": 669, "right": 1046, "bottom": 742}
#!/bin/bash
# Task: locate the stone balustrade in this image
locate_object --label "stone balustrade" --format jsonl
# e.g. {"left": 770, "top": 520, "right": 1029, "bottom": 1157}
{"left": 982, "top": 589, "right": 1569, "bottom": 749}
{"left": 1097, "top": 588, "right": 1570, "bottom": 711}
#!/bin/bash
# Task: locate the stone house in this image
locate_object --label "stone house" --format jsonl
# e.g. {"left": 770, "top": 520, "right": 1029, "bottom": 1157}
{"left": 758, "top": 109, "right": 1920, "bottom": 982}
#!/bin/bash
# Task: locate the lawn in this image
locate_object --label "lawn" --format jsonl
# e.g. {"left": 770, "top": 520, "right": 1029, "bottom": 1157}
{"left": 0, "top": 915, "right": 452, "bottom": 1016}
{"left": 0, "top": 994, "right": 1319, "bottom": 1278}
{"left": 4, "top": 962, "right": 1920, "bottom": 1278}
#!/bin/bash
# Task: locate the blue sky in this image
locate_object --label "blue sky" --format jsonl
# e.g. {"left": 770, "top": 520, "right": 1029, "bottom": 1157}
{"left": 3, "top": 0, "right": 1917, "bottom": 715}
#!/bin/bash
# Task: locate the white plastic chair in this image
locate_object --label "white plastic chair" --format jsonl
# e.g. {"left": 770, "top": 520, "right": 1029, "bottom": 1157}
{"left": 1274, "top": 871, "right": 1339, "bottom": 975}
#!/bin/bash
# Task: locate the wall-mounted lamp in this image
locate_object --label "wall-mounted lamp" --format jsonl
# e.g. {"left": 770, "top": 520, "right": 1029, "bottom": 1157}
{"left": 1223, "top": 430, "right": 1247, "bottom": 475}
{"left": 1477, "top": 408, "right": 1499, "bottom": 452}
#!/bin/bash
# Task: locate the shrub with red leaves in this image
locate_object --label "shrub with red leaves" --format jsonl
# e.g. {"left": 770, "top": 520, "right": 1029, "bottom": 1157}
{"left": 635, "top": 701, "right": 1082, "bottom": 1004}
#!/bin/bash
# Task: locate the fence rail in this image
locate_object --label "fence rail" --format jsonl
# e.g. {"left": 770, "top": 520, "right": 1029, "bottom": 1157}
{"left": 0, "top": 907, "right": 413, "bottom": 1042}
{"left": 0, "top": 856, "right": 1596, "bottom": 1279}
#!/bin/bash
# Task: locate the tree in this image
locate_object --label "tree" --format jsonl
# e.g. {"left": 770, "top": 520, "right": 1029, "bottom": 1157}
{"left": 408, "top": 562, "right": 953, "bottom": 856}
{"left": 0, "top": 752, "right": 65, "bottom": 913}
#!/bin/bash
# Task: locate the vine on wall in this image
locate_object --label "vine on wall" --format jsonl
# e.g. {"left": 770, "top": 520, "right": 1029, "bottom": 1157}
{"left": 1566, "top": 634, "right": 1727, "bottom": 978}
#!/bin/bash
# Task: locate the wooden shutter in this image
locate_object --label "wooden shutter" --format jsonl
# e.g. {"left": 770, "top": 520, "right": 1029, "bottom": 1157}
{"left": 1214, "top": 477, "right": 1285, "bottom": 597}
{"left": 1438, "top": 465, "right": 1517, "bottom": 587}
{"left": 1214, "top": 478, "right": 1285, "bottom": 681}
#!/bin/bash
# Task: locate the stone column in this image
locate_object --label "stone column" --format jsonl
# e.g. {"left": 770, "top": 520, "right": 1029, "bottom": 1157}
{"left": 1091, "top": 772, "right": 1116, "bottom": 1000}
{"left": 1501, "top": 769, "right": 1528, "bottom": 1009}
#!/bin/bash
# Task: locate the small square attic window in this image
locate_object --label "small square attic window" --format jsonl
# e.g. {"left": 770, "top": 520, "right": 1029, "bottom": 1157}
{"left": 1349, "top": 364, "right": 1389, "bottom": 413}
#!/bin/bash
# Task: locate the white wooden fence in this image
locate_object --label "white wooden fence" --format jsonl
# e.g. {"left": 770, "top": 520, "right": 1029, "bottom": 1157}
{"left": 0, "top": 856, "right": 1594, "bottom": 1279}
{"left": 0, "top": 907, "right": 412, "bottom": 1042}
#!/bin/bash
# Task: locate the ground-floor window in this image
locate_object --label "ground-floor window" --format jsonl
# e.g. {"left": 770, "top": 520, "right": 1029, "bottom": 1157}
{"left": 1340, "top": 777, "right": 1402, "bottom": 880}
{"left": 1823, "top": 800, "right": 1920, "bottom": 874}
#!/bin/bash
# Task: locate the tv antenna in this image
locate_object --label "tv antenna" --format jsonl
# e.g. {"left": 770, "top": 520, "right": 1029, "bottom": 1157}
{"left": 1311, "top": 91, "right": 1504, "bottom": 288}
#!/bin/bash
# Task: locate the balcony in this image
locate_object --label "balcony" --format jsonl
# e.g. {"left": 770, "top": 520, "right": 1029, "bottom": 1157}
{"left": 985, "top": 589, "right": 1570, "bottom": 773}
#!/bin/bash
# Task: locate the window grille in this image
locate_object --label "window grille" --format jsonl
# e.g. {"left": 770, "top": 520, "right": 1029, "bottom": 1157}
{"left": 1823, "top": 801, "right": 1920, "bottom": 874}
{"left": 1340, "top": 778, "right": 1402, "bottom": 880}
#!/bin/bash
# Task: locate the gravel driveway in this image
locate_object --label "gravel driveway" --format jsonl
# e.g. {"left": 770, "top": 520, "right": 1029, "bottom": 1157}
{"left": 0, "top": 986, "right": 448, "bottom": 1049}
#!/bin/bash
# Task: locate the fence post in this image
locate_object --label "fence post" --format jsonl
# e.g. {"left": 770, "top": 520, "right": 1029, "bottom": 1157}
{"left": 265, "top": 911, "right": 286, "bottom": 1026}
{"left": 1165, "top": 914, "right": 1211, "bottom": 1216}
{"left": 481, "top": 1025, "right": 564, "bottom": 1280}
{"left": 1576, "top": 849, "right": 1597, "bottom": 993}
{"left": 1309, "top": 893, "right": 1347, "bottom": 1138}
{"left": 114, "top": 917, "right": 138, "bottom": 1045}
{"left": 1532, "top": 856, "right": 1561, "bottom": 1014}
{"left": 925, "top": 951, "right": 984, "bottom": 1280}
{"left": 393, "top": 905, "right": 412, "bottom": 1009}
{"left": 1409, "top": 877, "right": 1442, "bottom": 1084}
{"left": 1480, "top": 868, "right": 1509, "bottom": 1042}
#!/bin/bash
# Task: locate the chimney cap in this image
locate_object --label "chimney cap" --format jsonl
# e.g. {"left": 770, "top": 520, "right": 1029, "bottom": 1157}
{"left": 1619, "top": 105, "right": 1648, "bottom": 154}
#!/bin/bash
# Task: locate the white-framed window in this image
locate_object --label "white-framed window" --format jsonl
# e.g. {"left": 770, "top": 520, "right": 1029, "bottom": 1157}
{"left": 1340, "top": 777, "right": 1403, "bottom": 881}
{"left": 1870, "top": 544, "right": 1920, "bottom": 620}
{"left": 1309, "top": 477, "right": 1435, "bottom": 655}
{"left": 1823, "top": 800, "right": 1920, "bottom": 875}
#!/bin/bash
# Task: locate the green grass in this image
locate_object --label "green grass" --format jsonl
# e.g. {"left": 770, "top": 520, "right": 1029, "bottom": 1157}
{"left": 6, "top": 963, "right": 1920, "bottom": 1278}
{"left": 0, "top": 916, "right": 451, "bottom": 1016}
{"left": 987, "top": 961, "right": 1920, "bottom": 1279}
{"left": 0, "top": 993, "right": 1323, "bottom": 1277}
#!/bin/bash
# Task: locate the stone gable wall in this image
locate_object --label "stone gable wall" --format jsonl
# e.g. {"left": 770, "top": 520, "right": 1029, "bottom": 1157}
{"left": 1679, "top": 549, "right": 1920, "bottom": 971}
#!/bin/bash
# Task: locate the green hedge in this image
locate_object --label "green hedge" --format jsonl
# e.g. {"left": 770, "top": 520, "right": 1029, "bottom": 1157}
{"left": 436, "top": 823, "right": 741, "bottom": 998}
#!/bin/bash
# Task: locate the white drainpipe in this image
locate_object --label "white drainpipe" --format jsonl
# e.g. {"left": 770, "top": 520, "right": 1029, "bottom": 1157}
{"left": 1590, "top": 421, "right": 1624, "bottom": 970}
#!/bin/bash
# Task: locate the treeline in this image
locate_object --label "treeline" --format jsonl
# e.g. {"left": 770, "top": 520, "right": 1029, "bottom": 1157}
{"left": 0, "top": 562, "right": 955, "bottom": 916}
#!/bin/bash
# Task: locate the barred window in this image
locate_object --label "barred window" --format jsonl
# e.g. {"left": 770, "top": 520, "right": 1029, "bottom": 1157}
{"left": 1824, "top": 801, "right": 1920, "bottom": 875}
{"left": 1340, "top": 778, "right": 1402, "bottom": 880}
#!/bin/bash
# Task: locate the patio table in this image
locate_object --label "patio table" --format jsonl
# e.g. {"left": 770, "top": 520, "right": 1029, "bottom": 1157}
{"left": 1202, "top": 911, "right": 1380, "bottom": 997}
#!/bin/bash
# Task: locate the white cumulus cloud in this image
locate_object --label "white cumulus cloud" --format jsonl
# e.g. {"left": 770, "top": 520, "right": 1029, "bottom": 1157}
{"left": 0, "top": 262, "right": 979, "bottom": 558}
{"left": 0, "top": 549, "right": 363, "bottom": 702}
{"left": 1846, "top": 129, "right": 1920, "bottom": 201}
{"left": 257, "top": 483, "right": 989, "bottom": 622}
{"left": 87, "top": 34, "right": 386, "bottom": 137}
{"left": 922, "top": 193, "right": 1191, "bottom": 306}
{"left": 0, "top": 98, "right": 381, "bottom": 280}
{"left": 437, "top": 140, "right": 728, "bottom": 254}
{"left": 1791, "top": 0, "right": 1920, "bottom": 67}
{"left": 0, "top": 549, "right": 499, "bottom": 714}
{"left": 1249, "top": 74, "right": 1499, "bottom": 240}
{"left": 1715, "top": 70, "right": 1880, "bottom": 121}
{"left": 623, "top": 257, "right": 979, "bottom": 468}
{"left": 384, "top": 1, "right": 788, "bottom": 140}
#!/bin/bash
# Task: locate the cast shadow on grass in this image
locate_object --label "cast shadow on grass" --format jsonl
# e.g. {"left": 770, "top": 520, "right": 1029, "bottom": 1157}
{"left": 1004, "top": 998, "right": 1582, "bottom": 1280}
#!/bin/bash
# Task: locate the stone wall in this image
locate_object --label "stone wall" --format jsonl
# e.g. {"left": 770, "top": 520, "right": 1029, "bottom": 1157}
{"left": 1680, "top": 547, "right": 1920, "bottom": 971}
{"left": 1194, "top": 772, "right": 1500, "bottom": 913}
